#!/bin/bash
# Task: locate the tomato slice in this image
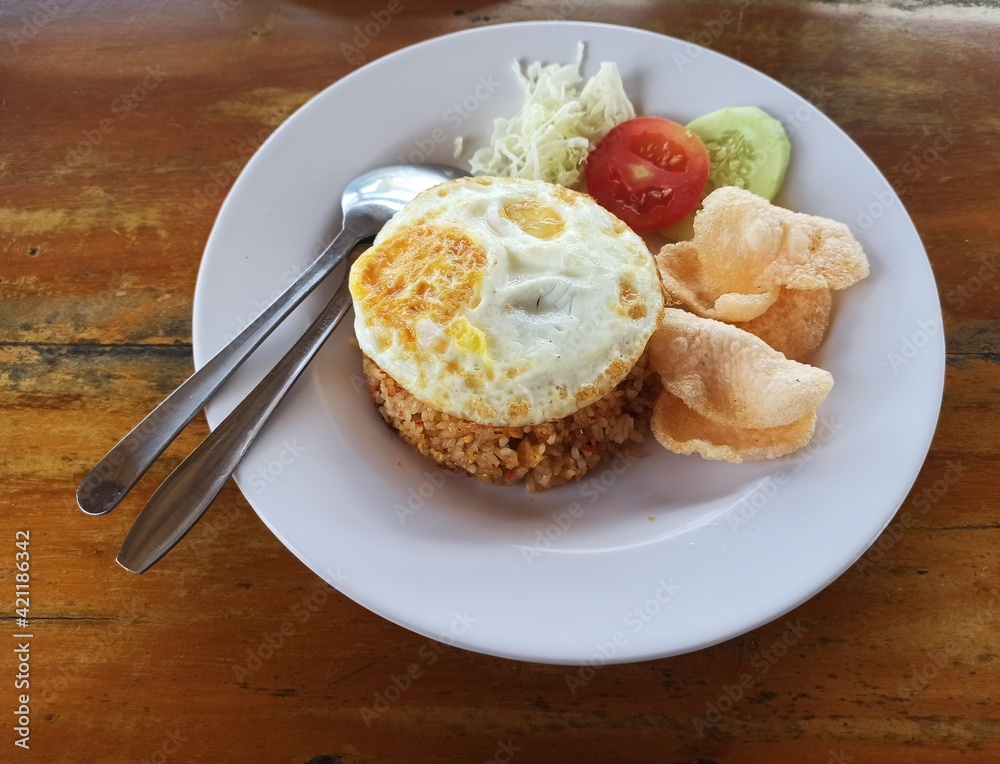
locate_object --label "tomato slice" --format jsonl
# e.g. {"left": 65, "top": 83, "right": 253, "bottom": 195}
{"left": 584, "top": 117, "right": 710, "bottom": 233}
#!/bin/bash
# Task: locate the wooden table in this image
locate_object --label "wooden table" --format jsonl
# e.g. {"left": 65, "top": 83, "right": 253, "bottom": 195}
{"left": 3, "top": 0, "right": 999, "bottom": 761}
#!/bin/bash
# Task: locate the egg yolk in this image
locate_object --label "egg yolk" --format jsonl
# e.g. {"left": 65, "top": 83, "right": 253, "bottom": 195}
{"left": 500, "top": 200, "right": 565, "bottom": 239}
{"left": 447, "top": 316, "right": 490, "bottom": 358}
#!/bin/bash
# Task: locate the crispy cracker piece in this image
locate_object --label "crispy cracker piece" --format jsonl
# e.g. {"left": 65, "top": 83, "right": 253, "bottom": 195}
{"left": 648, "top": 308, "right": 834, "bottom": 430}
{"left": 651, "top": 391, "right": 818, "bottom": 463}
{"left": 735, "top": 288, "right": 832, "bottom": 362}
{"left": 656, "top": 241, "right": 779, "bottom": 320}
{"left": 655, "top": 186, "right": 869, "bottom": 323}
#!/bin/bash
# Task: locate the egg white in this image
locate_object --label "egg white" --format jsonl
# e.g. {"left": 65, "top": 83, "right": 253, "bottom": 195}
{"left": 349, "top": 176, "right": 662, "bottom": 426}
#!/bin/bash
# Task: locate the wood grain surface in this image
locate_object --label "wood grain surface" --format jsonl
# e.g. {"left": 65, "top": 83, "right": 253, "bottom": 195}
{"left": 2, "top": 0, "right": 999, "bottom": 761}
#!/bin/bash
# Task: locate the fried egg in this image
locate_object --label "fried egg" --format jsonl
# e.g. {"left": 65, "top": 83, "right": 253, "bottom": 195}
{"left": 348, "top": 176, "right": 663, "bottom": 426}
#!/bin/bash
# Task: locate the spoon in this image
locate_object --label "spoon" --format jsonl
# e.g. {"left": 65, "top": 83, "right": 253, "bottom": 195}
{"left": 77, "top": 163, "right": 468, "bottom": 517}
{"left": 117, "top": 272, "right": 354, "bottom": 572}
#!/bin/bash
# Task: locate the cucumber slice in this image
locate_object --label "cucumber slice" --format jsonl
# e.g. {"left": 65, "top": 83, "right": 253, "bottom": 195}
{"left": 686, "top": 106, "right": 790, "bottom": 200}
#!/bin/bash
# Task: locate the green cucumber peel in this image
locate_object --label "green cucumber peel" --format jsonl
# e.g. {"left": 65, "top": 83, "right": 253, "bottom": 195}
{"left": 686, "top": 106, "right": 791, "bottom": 201}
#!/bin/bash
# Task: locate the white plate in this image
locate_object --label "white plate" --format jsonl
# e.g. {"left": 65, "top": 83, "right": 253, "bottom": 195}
{"left": 192, "top": 21, "right": 944, "bottom": 664}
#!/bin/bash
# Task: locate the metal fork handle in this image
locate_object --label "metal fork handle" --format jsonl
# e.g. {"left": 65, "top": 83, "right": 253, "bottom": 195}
{"left": 76, "top": 226, "right": 363, "bottom": 516}
{"left": 116, "top": 276, "right": 354, "bottom": 573}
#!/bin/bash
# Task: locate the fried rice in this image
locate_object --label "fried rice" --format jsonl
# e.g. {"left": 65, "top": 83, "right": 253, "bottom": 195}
{"left": 362, "top": 353, "right": 659, "bottom": 492}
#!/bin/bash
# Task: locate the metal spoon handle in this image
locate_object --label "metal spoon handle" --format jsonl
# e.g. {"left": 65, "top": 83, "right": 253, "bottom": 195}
{"left": 77, "top": 227, "right": 361, "bottom": 516}
{"left": 117, "top": 277, "right": 354, "bottom": 573}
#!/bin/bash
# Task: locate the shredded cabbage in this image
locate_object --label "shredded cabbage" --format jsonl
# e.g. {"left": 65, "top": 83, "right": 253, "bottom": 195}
{"left": 469, "top": 43, "right": 635, "bottom": 188}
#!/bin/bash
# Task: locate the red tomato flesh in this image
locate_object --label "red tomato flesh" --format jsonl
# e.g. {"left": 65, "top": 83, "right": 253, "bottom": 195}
{"left": 585, "top": 117, "right": 710, "bottom": 232}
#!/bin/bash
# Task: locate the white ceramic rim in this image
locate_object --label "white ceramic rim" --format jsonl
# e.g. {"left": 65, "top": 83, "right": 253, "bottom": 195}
{"left": 191, "top": 21, "right": 945, "bottom": 665}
